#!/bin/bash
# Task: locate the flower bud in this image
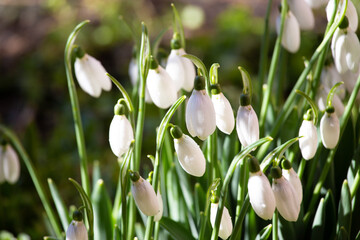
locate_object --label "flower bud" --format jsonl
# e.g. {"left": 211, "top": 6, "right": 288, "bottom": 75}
{"left": 276, "top": 11, "right": 300, "bottom": 53}
{"left": 154, "top": 192, "right": 163, "bottom": 222}
{"left": 211, "top": 86, "right": 235, "bottom": 135}
{"left": 282, "top": 160, "right": 303, "bottom": 203}
{"left": 66, "top": 211, "right": 88, "bottom": 240}
{"left": 298, "top": 118, "right": 318, "bottom": 160}
{"left": 320, "top": 110, "right": 340, "bottom": 149}
{"left": 0, "top": 144, "right": 20, "bottom": 184}
{"left": 210, "top": 202, "right": 233, "bottom": 239}
{"left": 236, "top": 96, "right": 259, "bottom": 147}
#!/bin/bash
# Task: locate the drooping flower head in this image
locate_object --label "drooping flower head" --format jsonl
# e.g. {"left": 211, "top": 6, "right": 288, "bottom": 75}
{"left": 281, "top": 159, "right": 303, "bottom": 203}
{"left": 320, "top": 106, "right": 340, "bottom": 149}
{"left": 170, "top": 125, "right": 206, "bottom": 177}
{"left": 109, "top": 101, "right": 134, "bottom": 157}
{"left": 288, "top": 0, "right": 315, "bottom": 30}
{"left": 247, "top": 156, "right": 276, "bottom": 220}
{"left": 73, "top": 46, "right": 112, "bottom": 97}
{"left": 66, "top": 210, "right": 88, "bottom": 240}
{"left": 276, "top": 9, "right": 301, "bottom": 53}
{"left": 186, "top": 76, "right": 216, "bottom": 140}
{"left": 129, "top": 171, "right": 160, "bottom": 216}
{"left": 298, "top": 109, "right": 318, "bottom": 160}
{"left": 326, "top": 0, "right": 358, "bottom": 32}
{"left": 146, "top": 55, "right": 178, "bottom": 109}
{"left": 210, "top": 195, "right": 233, "bottom": 239}
{"left": 271, "top": 166, "right": 301, "bottom": 222}
{"left": 0, "top": 143, "right": 20, "bottom": 184}
{"left": 211, "top": 84, "right": 235, "bottom": 135}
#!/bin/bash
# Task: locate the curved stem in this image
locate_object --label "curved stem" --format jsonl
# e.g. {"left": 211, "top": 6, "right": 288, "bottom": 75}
{"left": 295, "top": 90, "right": 319, "bottom": 125}
{"left": 272, "top": 211, "right": 279, "bottom": 240}
{"left": 327, "top": 81, "right": 344, "bottom": 107}
{"left": 64, "top": 20, "right": 91, "bottom": 195}
{"left": 238, "top": 66, "right": 253, "bottom": 98}
{"left": 210, "top": 63, "right": 220, "bottom": 85}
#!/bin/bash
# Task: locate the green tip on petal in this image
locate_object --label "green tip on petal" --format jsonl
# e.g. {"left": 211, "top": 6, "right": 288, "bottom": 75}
{"left": 129, "top": 170, "right": 140, "bottom": 182}
{"left": 281, "top": 159, "right": 292, "bottom": 170}
{"left": 149, "top": 55, "right": 159, "bottom": 69}
{"left": 170, "top": 125, "right": 183, "bottom": 139}
{"left": 339, "top": 16, "right": 349, "bottom": 29}
{"left": 248, "top": 156, "right": 260, "bottom": 173}
{"left": 211, "top": 84, "right": 221, "bottom": 95}
{"left": 194, "top": 76, "right": 205, "bottom": 90}
{"left": 73, "top": 46, "right": 85, "bottom": 59}
{"left": 240, "top": 94, "right": 250, "bottom": 106}
{"left": 325, "top": 106, "right": 335, "bottom": 114}
{"left": 72, "top": 210, "right": 83, "bottom": 222}
{"left": 270, "top": 166, "right": 282, "bottom": 179}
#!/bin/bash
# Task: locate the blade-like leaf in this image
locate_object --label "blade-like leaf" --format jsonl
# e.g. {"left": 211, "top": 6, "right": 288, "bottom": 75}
{"left": 337, "top": 180, "right": 352, "bottom": 236}
{"left": 311, "top": 198, "right": 326, "bottom": 240}
{"left": 255, "top": 224, "right": 272, "bottom": 240}
{"left": 48, "top": 178, "right": 70, "bottom": 231}
{"left": 160, "top": 217, "right": 195, "bottom": 240}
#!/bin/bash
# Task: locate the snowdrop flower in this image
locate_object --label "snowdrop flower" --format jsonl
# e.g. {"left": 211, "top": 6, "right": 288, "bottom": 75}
{"left": 276, "top": 10, "right": 301, "bottom": 53}
{"left": 109, "top": 101, "right": 134, "bottom": 157}
{"left": 73, "top": 47, "right": 111, "bottom": 98}
{"left": 236, "top": 94, "right": 259, "bottom": 147}
{"left": 320, "top": 106, "right": 340, "bottom": 149}
{"left": 271, "top": 166, "right": 301, "bottom": 222}
{"left": 247, "top": 156, "right": 276, "bottom": 220}
{"left": 331, "top": 17, "right": 360, "bottom": 74}
{"left": 288, "top": 0, "right": 315, "bottom": 30}
{"left": 342, "top": 69, "right": 360, "bottom": 102}
{"left": 186, "top": 76, "right": 216, "bottom": 140}
{"left": 165, "top": 34, "right": 196, "bottom": 92}
{"left": 210, "top": 196, "right": 233, "bottom": 239}
{"left": 170, "top": 125, "right": 206, "bottom": 177}
{"left": 0, "top": 144, "right": 20, "bottom": 184}
{"left": 211, "top": 84, "right": 235, "bottom": 135}
{"left": 282, "top": 160, "right": 303, "bottom": 203}
{"left": 130, "top": 171, "right": 160, "bottom": 216}
{"left": 66, "top": 210, "right": 88, "bottom": 240}
{"left": 316, "top": 85, "right": 344, "bottom": 117}
{"left": 305, "top": 0, "right": 328, "bottom": 9}
{"left": 146, "top": 56, "right": 178, "bottom": 109}
{"left": 298, "top": 110, "right": 318, "bottom": 160}
{"left": 326, "top": 0, "right": 358, "bottom": 32}
{"left": 154, "top": 192, "right": 163, "bottom": 222}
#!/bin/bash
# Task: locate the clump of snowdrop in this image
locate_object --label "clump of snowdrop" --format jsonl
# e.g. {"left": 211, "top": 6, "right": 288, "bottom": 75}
{"left": 66, "top": 210, "right": 88, "bottom": 240}
{"left": 320, "top": 106, "right": 340, "bottom": 149}
{"left": 276, "top": 9, "right": 301, "bottom": 53}
{"left": 108, "top": 101, "right": 134, "bottom": 157}
{"left": 170, "top": 125, "right": 206, "bottom": 177}
{"left": 210, "top": 195, "right": 233, "bottom": 239}
{"left": 129, "top": 170, "right": 160, "bottom": 216}
{"left": 271, "top": 166, "right": 301, "bottom": 222}
{"left": 146, "top": 55, "right": 178, "bottom": 109}
{"left": 165, "top": 33, "right": 196, "bottom": 92}
{"left": 186, "top": 76, "right": 216, "bottom": 140}
{"left": 236, "top": 94, "right": 259, "bottom": 147}
{"left": 211, "top": 84, "right": 235, "bottom": 135}
{"left": 0, "top": 143, "right": 20, "bottom": 184}
{"left": 288, "top": 0, "right": 315, "bottom": 30}
{"left": 281, "top": 159, "right": 303, "bottom": 203}
{"left": 247, "top": 156, "right": 276, "bottom": 220}
{"left": 298, "top": 109, "right": 318, "bottom": 160}
{"left": 73, "top": 46, "right": 112, "bottom": 97}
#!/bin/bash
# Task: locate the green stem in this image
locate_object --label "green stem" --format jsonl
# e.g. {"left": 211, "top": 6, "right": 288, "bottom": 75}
{"left": 297, "top": 158, "right": 306, "bottom": 180}
{"left": 272, "top": 211, "right": 278, "bottom": 240}
{"left": 0, "top": 125, "right": 62, "bottom": 238}
{"left": 198, "top": 212, "right": 207, "bottom": 240}
{"left": 230, "top": 195, "right": 250, "bottom": 240}
{"left": 64, "top": 20, "right": 91, "bottom": 195}
{"left": 259, "top": 0, "right": 287, "bottom": 135}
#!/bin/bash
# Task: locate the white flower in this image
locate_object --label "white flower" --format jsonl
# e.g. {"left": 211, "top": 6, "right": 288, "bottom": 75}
{"left": 74, "top": 53, "right": 112, "bottom": 98}
{"left": 248, "top": 171, "right": 276, "bottom": 220}
{"left": 166, "top": 49, "right": 185, "bottom": 92}
{"left": 236, "top": 98, "right": 259, "bottom": 147}
{"left": 326, "top": 0, "right": 358, "bottom": 32}
{"left": 66, "top": 220, "right": 88, "bottom": 240}
{"left": 211, "top": 91, "right": 235, "bottom": 135}
{"left": 128, "top": 58, "right": 138, "bottom": 86}
{"left": 331, "top": 27, "right": 360, "bottom": 74}
{"left": 320, "top": 110, "right": 340, "bottom": 149}
{"left": 130, "top": 173, "right": 160, "bottom": 216}
{"left": 305, "top": 0, "right": 328, "bottom": 9}
{"left": 154, "top": 192, "right": 163, "bottom": 222}
{"left": 210, "top": 203, "right": 233, "bottom": 239}
{"left": 276, "top": 11, "right": 301, "bottom": 53}
{"left": 298, "top": 119, "right": 318, "bottom": 160}
{"left": 186, "top": 77, "right": 216, "bottom": 140}
{"left": 288, "top": 0, "right": 315, "bottom": 30}
{"left": 146, "top": 65, "right": 178, "bottom": 109}
{"left": 316, "top": 85, "right": 344, "bottom": 117}
{"left": 282, "top": 167, "right": 303, "bottom": 203}
{"left": 0, "top": 144, "right": 20, "bottom": 184}
{"left": 178, "top": 48, "right": 196, "bottom": 92}
{"left": 172, "top": 126, "right": 206, "bottom": 177}
{"left": 109, "top": 107, "right": 134, "bottom": 157}
{"left": 272, "top": 172, "right": 300, "bottom": 222}
{"left": 342, "top": 69, "right": 360, "bottom": 102}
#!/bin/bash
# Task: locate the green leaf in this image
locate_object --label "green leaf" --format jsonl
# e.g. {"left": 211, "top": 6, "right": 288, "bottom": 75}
{"left": 92, "top": 161, "right": 101, "bottom": 190}
{"left": 194, "top": 183, "right": 206, "bottom": 223}
{"left": 337, "top": 226, "right": 349, "bottom": 240}
{"left": 152, "top": 28, "right": 169, "bottom": 58}
{"left": 47, "top": 178, "right": 70, "bottom": 231}
{"left": 92, "top": 179, "right": 113, "bottom": 240}
{"left": 337, "top": 180, "right": 352, "bottom": 236}
{"left": 355, "top": 229, "right": 360, "bottom": 240}
{"left": 311, "top": 198, "right": 326, "bottom": 240}
{"left": 255, "top": 224, "right": 272, "bottom": 240}
{"left": 113, "top": 225, "right": 121, "bottom": 240}
{"left": 160, "top": 217, "right": 195, "bottom": 240}
{"left": 171, "top": 3, "right": 186, "bottom": 49}
{"left": 174, "top": 159, "right": 194, "bottom": 215}
{"left": 324, "top": 190, "right": 337, "bottom": 240}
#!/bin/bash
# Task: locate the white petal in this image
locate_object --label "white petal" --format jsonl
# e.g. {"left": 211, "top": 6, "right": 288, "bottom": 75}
{"left": 75, "top": 56, "right": 102, "bottom": 97}
{"left": 165, "top": 49, "right": 185, "bottom": 92}
{"left": 236, "top": 105, "right": 259, "bottom": 147}
{"left": 344, "top": 31, "right": 360, "bottom": 73}
{"left": 174, "top": 134, "right": 206, "bottom": 177}
{"left": 211, "top": 93, "right": 235, "bottom": 135}
{"left": 0, "top": 147, "right": 5, "bottom": 183}
{"left": 131, "top": 177, "right": 160, "bottom": 216}
{"left": 210, "top": 203, "right": 233, "bottom": 239}
{"left": 3, "top": 145, "right": 20, "bottom": 184}
{"left": 66, "top": 220, "right": 88, "bottom": 240}
{"left": 346, "top": 0, "right": 358, "bottom": 32}
{"left": 128, "top": 58, "right": 138, "bottom": 86}
{"left": 282, "top": 168, "right": 303, "bottom": 203}
{"left": 299, "top": 120, "right": 318, "bottom": 160}
{"left": 109, "top": 115, "right": 134, "bottom": 157}
{"left": 272, "top": 177, "right": 301, "bottom": 222}
{"left": 277, "top": 12, "right": 301, "bottom": 53}
{"left": 334, "top": 34, "right": 348, "bottom": 74}
{"left": 248, "top": 171, "right": 276, "bottom": 220}
{"left": 178, "top": 48, "right": 196, "bottom": 91}
{"left": 320, "top": 112, "right": 340, "bottom": 149}
{"left": 87, "top": 55, "right": 112, "bottom": 91}
{"left": 186, "top": 90, "right": 216, "bottom": 140}
{"left": 146, "top": 67, "right": 178, "bottom": 109}
{"left": 305, "top": 0, "right": 328, "bottom": 9}
{"left": 288, "top": 0, "right": 315, "bottom": 30}
{"left": 154, "top": 192, "right": 164, "bottom": 221}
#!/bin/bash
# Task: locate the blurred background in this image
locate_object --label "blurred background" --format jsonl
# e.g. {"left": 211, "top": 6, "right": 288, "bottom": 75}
{"left": 0, "top": 0, "right": 354, "bottom": 238}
